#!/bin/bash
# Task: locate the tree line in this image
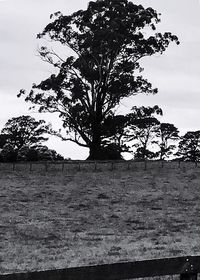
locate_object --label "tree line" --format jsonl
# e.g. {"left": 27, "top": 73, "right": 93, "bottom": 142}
{"left": 5, "top": 0, "right": 195, "bottom": 162}
{"left": 0, "top": 111, "right": 199, "bottom": 162}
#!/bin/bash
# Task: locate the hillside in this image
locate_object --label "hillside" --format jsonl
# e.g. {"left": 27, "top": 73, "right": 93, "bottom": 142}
{"left": 0, "top": 161, "right": 200, "bottom": 274}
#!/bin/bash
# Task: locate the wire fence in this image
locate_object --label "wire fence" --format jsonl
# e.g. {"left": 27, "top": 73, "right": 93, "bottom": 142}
{"left": 0, "top": 160, "right": 199, "bottom": 173}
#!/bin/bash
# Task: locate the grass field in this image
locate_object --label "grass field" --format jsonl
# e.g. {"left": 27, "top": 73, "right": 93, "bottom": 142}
{"left": 1, "top": 161, "right": 200, "bottom": 274}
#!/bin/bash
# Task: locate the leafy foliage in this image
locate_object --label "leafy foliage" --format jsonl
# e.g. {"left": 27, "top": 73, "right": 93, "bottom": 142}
{"left": 0, "top": 115, "right": 65, "bottom": 162}
{"left": 127, "top": 105, "right": 162, "bottom": 159}
{"left": 35, "top": 145, "right": 64, "bottom": 161}
{"left": 102, "top": 114, "right": 129, "bottom": 151}
{"left": 134, "top": 147, "right": 157, "bottom": 160}
{"left": 1, "top": 115, "right": 50, "bottom": 150}
{"left": 0, "top": 143, "right": 17, "bottom": 162}
{"left": 156, "top": 123, "right": 179, "bottom": 160}
{"left": 17, "top": 145, "right": 38, "bottom": 161}
{"left": 18, "top": 0, "right": 179, "bottom": 159}
{"left": 0, "top": 134, "right": 9, "bottom": 149}
{"left": 0, "top": 144, "right": 64, "bottom": 162}
{"left": 176, "top": 131, "right": 200, "bottom": 162}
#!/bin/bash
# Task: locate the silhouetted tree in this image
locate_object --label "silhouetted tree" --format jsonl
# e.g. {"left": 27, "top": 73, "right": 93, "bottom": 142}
{"left": 127, "top": 105, "right": 162, "bottom": 160}
{"left": 156, "top": 123, "right": 179, "bottom": 160}
{"left": 176, "top": 131, "right": 200, "bottom": 162}
{"left": 0, "top": 143, "right": 17, "bottom": 162}
{"left": 1, "top": 115, "right": 50, "bottom": 150}
{"left": 36, "top": 145, "right": 64, "bottom": 161}
{"left": 18, "top": 0, "right": 179, "bottom": 160}
{"left": 0, "top": 134, "right": 9, "bottom": 148}
{"left": 17, "top": 145, "right": 38, "bottom": 161}
{"left": 17, "top": 145, "right": 64, "bottom": 161}
{"left": 134, "top": 147, "right": 157, "bottom": 160}
{"left": 100, "top": 114, "right": 129, "bottom": 159}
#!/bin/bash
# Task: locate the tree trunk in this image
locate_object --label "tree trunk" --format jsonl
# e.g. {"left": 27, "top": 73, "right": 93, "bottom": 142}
{"left": 87, "top": 144, "right": 104, "bottom": 160}
{"left": 87, "top": 120, "right": 103, "bottom": 160}
{"left": 87, "top": 115, "right": 123, "bottom": 160}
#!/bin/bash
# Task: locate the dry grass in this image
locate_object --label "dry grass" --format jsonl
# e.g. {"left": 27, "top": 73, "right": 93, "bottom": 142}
{"left": 1, "top": 161, "right": 200, "bottom": 274}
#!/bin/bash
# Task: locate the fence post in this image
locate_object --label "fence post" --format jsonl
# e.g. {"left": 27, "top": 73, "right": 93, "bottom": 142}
{"left": 62, "top": 162, "right": 65, "bottom": 172}
{"left": 94, "top": 162, "right": 97, "bottom": 171}
{"left": 144, "top": 160, "right": 147, "bottom": 171}
{"left": 30, "top": 163, "right": 32, "bottom": 172}
{"left": 12, "top": 162, "right": 15, "bottom": 171}
{"left": 180, "top": 273, "right": 197, "bottom": 280}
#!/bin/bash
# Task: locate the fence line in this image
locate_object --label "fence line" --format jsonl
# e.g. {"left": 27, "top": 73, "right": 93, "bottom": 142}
{"left": 1, "top": 255, "right": 200, "bottom": 280}
{"left": 1, "top": 160, "right": 199, "bottom": 172}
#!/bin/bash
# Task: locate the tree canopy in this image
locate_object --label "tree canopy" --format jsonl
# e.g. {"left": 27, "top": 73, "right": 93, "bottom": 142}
{"left": 18, "top": 0, "right": 179, "bottom": 160}
{"left": 156, "top": 123, "right": 179, "bottom": 160}
{"left": 0, "top": 134, "right": 9, "bottom": 149}
{"left": 0, "top": 115, "right": 65, "bottom": 162}
{"left": 1, "top": 115, "right": 50, "bottom": 150}
{"left": 176, "top": 131, "right": 200, "bottom": 162}
{"left": 127, "top": 105, "right": 162, "bottom": 159}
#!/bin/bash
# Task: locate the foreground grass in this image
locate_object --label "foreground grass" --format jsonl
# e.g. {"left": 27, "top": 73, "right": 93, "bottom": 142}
{"left": 0, "top": 162, "right": 200, "bottom": 274}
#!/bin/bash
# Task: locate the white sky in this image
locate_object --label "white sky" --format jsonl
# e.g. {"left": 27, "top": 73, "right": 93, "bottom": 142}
{"left": 0, "top": 0, "right": 200, "bottom": 159}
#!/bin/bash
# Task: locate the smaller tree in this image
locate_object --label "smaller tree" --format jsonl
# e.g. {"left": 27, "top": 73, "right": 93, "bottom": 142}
{"left": 17, "top": 145, "right": 38, "bottom": 161}
{"left": 0, "top": 134, "right": 9, "bottom": 148}
{"left": 100, "top": 114, "right": 130, "bottom": 159}
{"left": 17, "top": 145, "right": 64, "bottom": 161}
{"left": 36, "top": 145, "right": 64, "bottom": 161}
{"left": 134, "top": 147, "right": 156, "bottom": 160}
{"left": 47, "top": 147, "right": 64, "bottom": 161}
{"left": 102, "top": 115, "right": 129, "bottom": 148}
{"left": 0, "top": 143, "right": 17, "bottom": 162}
{"left": 156, "top": 123, "right": 179, "bottom": 160}
{"left": 1, "top": 115, "right": 50, "bottom": 150}
{"left": 127, "top": 105, "right": 162, "bottom": 160}
{"left": 176, "top": 131, "right": 200, "bottom": 162}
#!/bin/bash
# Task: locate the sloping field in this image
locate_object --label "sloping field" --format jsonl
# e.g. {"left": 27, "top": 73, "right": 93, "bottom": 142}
{"left": 0, "top": 161, "right": 200, "bottom": 274}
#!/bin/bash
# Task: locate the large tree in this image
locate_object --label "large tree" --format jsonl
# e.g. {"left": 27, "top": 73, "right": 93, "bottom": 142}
{"left": 1, "top": 115, "right": 50, "bottom": 150}
{"left": 18, "top": 0, "right": 179, "bottom": 160}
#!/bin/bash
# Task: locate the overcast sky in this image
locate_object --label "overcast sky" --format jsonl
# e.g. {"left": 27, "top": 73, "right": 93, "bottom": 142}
{"left": 0, "top": 0, "right": 200, "bottom": 159}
